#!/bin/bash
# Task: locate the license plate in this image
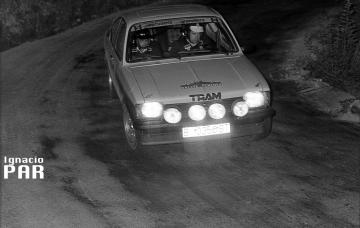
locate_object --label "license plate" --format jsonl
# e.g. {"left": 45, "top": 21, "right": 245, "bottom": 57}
{"left": 182, "top": 123, "right": 230, "bottom": 138}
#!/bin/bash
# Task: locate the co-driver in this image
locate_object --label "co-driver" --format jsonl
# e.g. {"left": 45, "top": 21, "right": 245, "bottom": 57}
{"left": 168, "top": 24, "right": 206, "bottom": 55}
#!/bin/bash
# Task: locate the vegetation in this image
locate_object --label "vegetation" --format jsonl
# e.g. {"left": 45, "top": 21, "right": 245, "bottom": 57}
{"left": 305, "top": 0, "right": 360, "bottom": 96}
{"left": 0, "top": 0, "right": 157, "bottom": 51}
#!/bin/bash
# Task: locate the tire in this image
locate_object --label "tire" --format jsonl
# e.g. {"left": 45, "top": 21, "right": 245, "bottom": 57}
{"left": 254, "top": 117, "right": 273, "bottom": 140}
{"left": 122, "top": 105, "right": 140, "bottom": 151}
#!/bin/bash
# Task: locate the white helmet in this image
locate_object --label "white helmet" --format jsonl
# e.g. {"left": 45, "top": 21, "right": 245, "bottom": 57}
{"left": 189, "top": 24, "right": 204, "bottom": 33}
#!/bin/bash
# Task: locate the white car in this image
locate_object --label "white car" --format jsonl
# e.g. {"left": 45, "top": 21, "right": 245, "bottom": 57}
{"left": 104, "top": 4, "right": 275, "bottom": 150}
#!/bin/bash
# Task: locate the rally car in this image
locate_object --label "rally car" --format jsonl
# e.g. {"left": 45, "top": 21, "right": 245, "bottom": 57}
{"left": 104, "top": 4, "right": 275, "bottom": 150}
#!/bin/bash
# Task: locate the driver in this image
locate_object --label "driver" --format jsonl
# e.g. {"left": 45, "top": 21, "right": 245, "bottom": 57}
{"left": 168, "top": 24, "right": 205, "bottom": 55}
{"left": 131, "top": 29, "right": 162, "bottom": 60}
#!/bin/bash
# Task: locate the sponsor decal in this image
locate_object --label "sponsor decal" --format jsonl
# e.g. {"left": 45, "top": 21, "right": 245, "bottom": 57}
{"left": 3, "top": 156, "right": 44, "bottom": 179}
{"left": 181, "top": 80, "right": 222, "bottom": 89}
{"left": 189, "top": 92, "right": 221, "bottom": 101}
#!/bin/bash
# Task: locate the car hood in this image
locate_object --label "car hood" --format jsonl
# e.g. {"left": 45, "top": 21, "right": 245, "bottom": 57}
{"left": 128, "top": 56, "right": 268, "bottom": 104}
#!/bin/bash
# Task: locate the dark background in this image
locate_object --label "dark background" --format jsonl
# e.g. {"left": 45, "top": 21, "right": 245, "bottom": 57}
{"left": 1, "top": 0, "right": 357, "bottom": 52}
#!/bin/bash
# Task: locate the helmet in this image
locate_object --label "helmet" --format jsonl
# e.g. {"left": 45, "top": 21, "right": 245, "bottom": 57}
{"left": 135, "top": 29, "right": 151, "bottom": 39}
{"left": 182, "top": 24, "right": 204, "bottom": 36}
{"left": 189, "top": 24, "right": 204, "bottom": 33}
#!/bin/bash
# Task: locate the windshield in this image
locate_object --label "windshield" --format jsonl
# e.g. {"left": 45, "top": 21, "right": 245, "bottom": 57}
{"left": 126, "top": 17, "right": 239, "bottom": 62}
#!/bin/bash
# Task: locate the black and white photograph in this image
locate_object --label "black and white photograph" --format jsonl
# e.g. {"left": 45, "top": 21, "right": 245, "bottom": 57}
{"left": 1, "top": 0, "right": 359, "bottom": 227}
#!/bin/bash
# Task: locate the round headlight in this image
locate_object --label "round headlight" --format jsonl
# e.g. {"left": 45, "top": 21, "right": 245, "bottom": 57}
{"left": 188, "top": 105, "right": 206, "bottom": 121}
{"left": 244, "top": 91, "right": 265, "bottom": 108}
{"left": 208, "top": 103, "right": 226, "bottom": 119}
{"left": 232, "top": 101, "right": 249, "bottom": 117}
{"left": 141, "top": 102, "right": 163, "bottom": 118}
{"left": 163, "top": 108, "right": 182, "bottom": 123}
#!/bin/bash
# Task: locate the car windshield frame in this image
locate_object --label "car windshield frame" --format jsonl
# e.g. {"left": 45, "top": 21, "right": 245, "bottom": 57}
{"left": 125, "top": 16, "right": 240, "bottom": 63}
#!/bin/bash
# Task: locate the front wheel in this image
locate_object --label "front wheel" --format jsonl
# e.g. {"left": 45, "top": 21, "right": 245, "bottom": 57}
{"left": 122, "top": 105, "right": 139, "bottom": 150}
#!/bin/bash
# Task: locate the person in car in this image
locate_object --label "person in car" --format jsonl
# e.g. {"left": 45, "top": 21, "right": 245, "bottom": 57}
{"left": 131, "top": 29, "right": 162, "bottom": 60}
{"left": 168, "top": 24, "right": 206, "bottom": 55}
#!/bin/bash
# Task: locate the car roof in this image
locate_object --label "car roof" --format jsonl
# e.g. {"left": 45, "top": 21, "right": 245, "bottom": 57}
{"left": 118, "top": 4, "right": 222, "bottom": 26}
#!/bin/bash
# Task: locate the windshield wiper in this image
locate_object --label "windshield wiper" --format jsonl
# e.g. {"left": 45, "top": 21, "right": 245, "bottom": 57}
{"left": 176, "top": 49, "right": 213, "bottom": 59}
{"left": 174, "top": 49, "right": 234, "bottom": 60}
{"left": 212, "top": 49, "right": 238, "bottom": 55}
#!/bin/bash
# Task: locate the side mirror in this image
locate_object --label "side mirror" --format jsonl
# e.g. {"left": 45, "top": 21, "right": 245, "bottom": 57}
{"left": 241, "top": 44, "right": 256, "bottom": 54}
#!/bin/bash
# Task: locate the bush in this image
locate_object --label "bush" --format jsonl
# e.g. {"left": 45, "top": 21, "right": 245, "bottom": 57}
{"left": 305, "top": 0, "right": 360, "bottom": 96}
{"left": 0, "top": 0, "right": 158, "bottom": 51}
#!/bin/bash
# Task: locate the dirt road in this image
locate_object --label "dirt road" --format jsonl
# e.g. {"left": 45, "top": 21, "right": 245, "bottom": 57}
{"left": 1, "top": 1, "right": 359, "bottom": 227}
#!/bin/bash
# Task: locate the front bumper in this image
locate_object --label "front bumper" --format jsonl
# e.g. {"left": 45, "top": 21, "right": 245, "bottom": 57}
{"left": 133, "top": 107, "right": 275, "bottom": 146}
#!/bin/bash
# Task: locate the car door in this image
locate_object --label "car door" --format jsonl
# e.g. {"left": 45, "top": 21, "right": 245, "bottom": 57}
{"left": 105, "top": 17, "right": 126, "bottom": 101}
{"left": 105, "top": 17, "right": 121, "bottom": 78}
{"left": 113, "top": 18, "right": 127, "bottom": 102}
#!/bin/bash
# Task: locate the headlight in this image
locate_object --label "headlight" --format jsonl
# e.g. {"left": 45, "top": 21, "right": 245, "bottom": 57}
{"left": 208, "top": 103, "right": 226, "bottom": 119}
{"left": 244, "top": 91, "right": 265, "bottom": 108}
{"left": 163, "top": 108, "right": 182, "bottom": 123}
{"left": 232, "top": 101, "right": 249, "bottom": 117}
{"left": 188, "top": 105, "right": 206, "bottom": 121}
{"left": 141, "top": 102, "right": 163, "bottom": 118}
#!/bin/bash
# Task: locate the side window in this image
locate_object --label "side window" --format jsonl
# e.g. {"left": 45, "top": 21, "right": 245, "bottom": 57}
{"left": 204, "top": 23, "right": 223, "bottom": 50}
{"left": 205, "top": 22, "right": 237, "bottom": 52}
{"left": 205, "top": 23, "right": 218, "bottom": 43}
{"left": 110, "top": 18, "right": 121, "bottom": 46}
{"left": 115, "top": 20, "right": 126, "bottom": 60}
